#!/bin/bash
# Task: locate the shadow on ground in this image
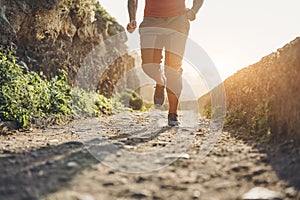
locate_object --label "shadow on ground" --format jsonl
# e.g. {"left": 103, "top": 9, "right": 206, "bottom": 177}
{"left": 0, "top": 126, "right": 174, "bottom": 200}
{"left": 228, "top": 128, "right": 300, "bottom": 190}
{"left": 0, "top": 141, "right": 98, "bottom": 200}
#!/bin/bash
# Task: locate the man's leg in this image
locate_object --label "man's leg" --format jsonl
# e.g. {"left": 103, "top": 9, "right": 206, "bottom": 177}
{"left": 140, "top": 48, "right": 164, "bottom": 85}
{"left": 140, "top": 25, "right": 167, "bottom": 106}
{"left": 139, "top": 23, "right": 165, "bottom": 85}
{"left": 165, "top": 50, "right": 183, "bottom": 114}
{"left": 141, "top": 48, "right": 166, "bottom": 106}
{"left": 164, "top": 15, "right": 189, "bottom": 121}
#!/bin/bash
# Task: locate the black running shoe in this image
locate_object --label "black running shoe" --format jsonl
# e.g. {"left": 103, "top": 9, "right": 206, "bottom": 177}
{"left": 168, "top": 113, "right": 180, "bottom": 126}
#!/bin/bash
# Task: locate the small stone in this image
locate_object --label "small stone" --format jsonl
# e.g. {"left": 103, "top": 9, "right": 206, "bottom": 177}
{"left": 285, "top": 187, "right": 297, "bottom": 198}
{"left": 242, "top": 187, "right": 284, "bottom": 200}
{"left": 120, "top": 177, "right": 128, "bottom": 184}
{"left": 157, "top": 141, "right": 169, "bottom": 145}
{"left": 253, "top": 178, "right": 269, "bottom": 185}
{"left": 193, "top": 190, "right": 201, "bottom": 198}
{"left": 113, "top": 142, "right": 125, "bottom": 148}
{"left": 252, "top": 168, "right": 267, "bottom": 176}
{"left": 2, "top": 149, "right": 11, "bottom": 154}
{"left": 107, "top": 170, "right": 115, "bottom": 174}
{"left": 164, "top": 153, "right": 190, "bottom": 159}
{"left": 137, "top": 136, "right": 151, "bottom": 139}
{"left": 116, "top": 151, "right": 122, "bottom": 157}
{"left": 124, "top": 145, "right": 135, "bottom": 149}
{"left": 49, "top": 139, "right": 59, "bottom": 143}
{"left": 136, "top": 176, "right": 146, "bottom": 183}
{"left": 130, "top": 189, "right": 151, "bottom": 199}
{"left": 67, "top": 162, "right": 79, "bottom": 168}
{"left": 131, "top": 193, "right": 147, "bottom": 199}
{"left": 154, "top": 159, "right": 163, "bottom": 164}
{"left": 38, "top": 170, "right": 44, "bottom": 176}
{"left": 76, "top": 194, "right": 95, "bottom": 200}
{"left": 30, "top": 152, "right": 38, "bottom": 157}
{"left": 103, "top": 182, "right": 114, "bottom": 187}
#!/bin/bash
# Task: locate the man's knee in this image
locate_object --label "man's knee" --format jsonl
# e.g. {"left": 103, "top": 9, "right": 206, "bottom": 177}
{"left": 165, "top": 68, "right": 183, "bottom": 97}
{"left": 141, "top": 63, "right": 160, "bottom": 75}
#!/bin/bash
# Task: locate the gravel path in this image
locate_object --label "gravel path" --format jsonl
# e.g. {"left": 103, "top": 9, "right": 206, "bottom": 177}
{"left": 0, "top": 111, "right": 299, "bottom": 200}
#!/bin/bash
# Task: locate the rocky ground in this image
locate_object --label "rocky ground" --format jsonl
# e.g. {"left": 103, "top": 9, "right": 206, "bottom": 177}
{"left": 0, "top": 111, "right": 299, "bottom": 200}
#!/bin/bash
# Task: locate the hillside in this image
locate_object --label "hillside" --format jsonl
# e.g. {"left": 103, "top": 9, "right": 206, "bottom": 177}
{"left": 200, "top": 37, "right": 300, "bottom": 139}
{"left": 0, "top": 0, "right": 134, "bottom": 97}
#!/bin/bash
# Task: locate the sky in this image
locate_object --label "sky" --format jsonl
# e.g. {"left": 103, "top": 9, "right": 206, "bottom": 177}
{"left": 99, "top": 0, "right": 300, "bottom": 80}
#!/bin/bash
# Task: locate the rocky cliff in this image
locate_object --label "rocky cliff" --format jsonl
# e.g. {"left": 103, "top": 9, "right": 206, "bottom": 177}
{"left": 200, "top": 37, "right": 300, "bottom": 139}
{"left": 0, "top": 0, "right": 134, "bottom": 97}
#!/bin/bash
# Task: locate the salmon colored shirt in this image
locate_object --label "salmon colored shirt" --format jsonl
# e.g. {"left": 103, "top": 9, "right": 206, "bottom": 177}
{"left": 144, "top": 0, "right": 186, "bottom": 18}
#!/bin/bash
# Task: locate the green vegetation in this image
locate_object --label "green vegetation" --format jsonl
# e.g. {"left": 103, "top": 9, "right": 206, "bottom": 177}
{"left": 202, "top": 98, "right": 272, "bottom": 139}
{"left": 250, "top": 100, "right": 271, "bottom": 137}
{"left": 224, "top": 100, "right": 272, "bottom": 139}
{"left": 201, "top": 105, "right": 225, "bottom": 121}
{"left": 63, "top": 0, "right": 94, "bottom": 22}
{"left": 71, "top": 87, "right": 129, "bottom": 117}
{"left": 0, "top": 47, "right": 145, "bottom": 129}
{"left": 94, "top": 3, "right": 116, "bottom": 24}
{"left": 114, "top": 89, "right": 145, "bottom": 111}
{"left": 202, "top": 106, "right": 213, "bottom": 119}
{"left": 0, "top": 47, "right": 72, "bottom": 127}
{"left": 62, "top": 0, "right": 116, "bottom": 25}
{"left": 224, "top": 104, "right": 247, "bottom": 128}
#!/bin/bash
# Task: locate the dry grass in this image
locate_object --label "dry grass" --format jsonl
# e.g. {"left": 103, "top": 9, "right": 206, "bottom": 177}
{"left": 200, "top": 37, "right": 300, "bottom": 139}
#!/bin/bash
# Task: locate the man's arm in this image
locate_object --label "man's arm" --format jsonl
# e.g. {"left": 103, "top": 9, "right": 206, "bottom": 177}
{"left": 127, "top": 0, "right": 138, "bottom": 33}
{"left": 192, "top": 0, "right": 204, "bottom": 14}
{"left": 128, "top": 0, "right": 137, "bottom": 21}
{"left": 187, "top": 0, "right": 204, "bottom": 21}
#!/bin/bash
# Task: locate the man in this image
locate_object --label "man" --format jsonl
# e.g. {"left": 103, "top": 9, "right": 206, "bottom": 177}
{"left": 127, "top": 0, "right": 204, "bottom": 126}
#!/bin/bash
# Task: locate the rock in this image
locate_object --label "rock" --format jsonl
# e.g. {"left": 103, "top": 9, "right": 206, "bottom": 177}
{"left": 251, "top": 168, "right": 267, "bottom": 176}
{"left": 136, "top": 176, "right": 147, "bottom": 183}
{"left": 77, "top": 194, "right": 95, "bottom": 200}
{"left": 49, "top": 139, "right": 59, "bottom": 143}
{"left": 67, "top": 162, "right": 79, "bottom": 168}
{"left": 38, "top": 170, "right": 44, "bottom": 176}
{"left": 193, "top": 190, "right": 201, "bottom": 198}
{"left": 242, "top": 187, "right": 284, "bottom": 200}
{"left": 164, "top": 153, "right": 190, "bottom": 159}
{"left": 124, "top": 145, "right": 135, "bottom": 150}
{"left": 0, "top": 121, "right": 18, "bottom": 132}
{"left": 71, "top": 193, "right": 95, "bottom": 200}
{"left": 102, "top": 181, "right": 114, "bottom": 187}
{"left": 112, "top": 142, "right": 125, "bottom": 148}
{"left": 285, "top": 187, "right": 297, "bottom": 198}
{"left": 131, "top": 193, "right": 147, "bottom": 199}
{"left": 157, "top": 141, "right": 169, "bottom": 146}
{"left": 130, "top": 189, "right": 151, "bottom": 199}
{"left": 30, "top": 152, "right": 38, "bottom": 157}
{"left": 0, "top": 0, "right": 135, "bottom": 98}
{"left": 231, "top": 164, "right": 250, "bottom": 173}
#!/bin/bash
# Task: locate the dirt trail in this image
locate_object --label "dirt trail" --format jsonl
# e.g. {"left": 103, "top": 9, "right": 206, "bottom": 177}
{"left": 0, "top": 111, "right": 299, "bottom": 200}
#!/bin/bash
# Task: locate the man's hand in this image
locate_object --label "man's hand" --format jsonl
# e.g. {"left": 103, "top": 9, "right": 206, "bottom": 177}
{"left": 127, "top": 20, "right": 137, "bottom": 33}
{"left": 186, "top": 8, "right": 196, "bottom": 21}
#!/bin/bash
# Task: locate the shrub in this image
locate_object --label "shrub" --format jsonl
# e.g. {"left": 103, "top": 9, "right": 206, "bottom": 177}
{"left": 71, "top": 87, "right": 112, "bottom": 117}
{"left": 0, "top": 47, "right": 143, "bottom": 129}
{"left": 0, "top": 47, "right": 72, "bottom": 127}
{"left": 114, "top": 89, "right": 144, "bottom": 111}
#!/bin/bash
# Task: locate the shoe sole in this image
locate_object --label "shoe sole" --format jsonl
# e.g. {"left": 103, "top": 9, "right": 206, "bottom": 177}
{"left": 168, "top": 120, "right": 180, "bottom": 127}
